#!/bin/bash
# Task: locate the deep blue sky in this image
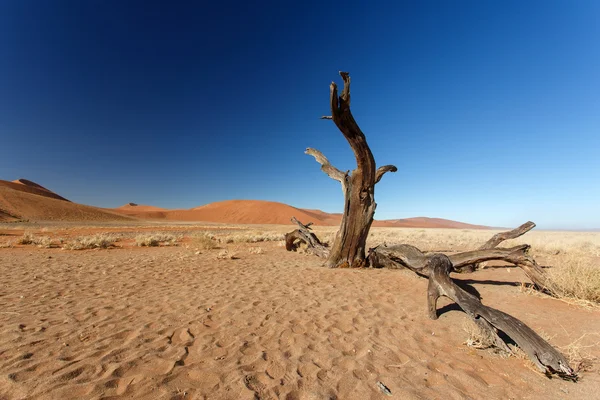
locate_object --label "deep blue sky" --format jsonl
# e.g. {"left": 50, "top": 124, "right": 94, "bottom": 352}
{"left": 1, "top": 1, "right": 599, "bottom": 229}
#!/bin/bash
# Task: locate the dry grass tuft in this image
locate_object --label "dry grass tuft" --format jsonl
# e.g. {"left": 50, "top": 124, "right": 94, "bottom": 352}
{"left": 559, "top": 333, "right": 600, "bottom": 373}
{"left": 15, "top": 233, "right": 53, "bottom": 248}
{"left": 462, "top": 321, "right": 497, "bottom": 350}
{"left": 216, "top": 250, "right": 238, "bottom": 260}
{"left": 545, "top": 256, "right": 600, "bottom": 304}
{"left": 63, "top": 234, "right": 120, "bottom": 250}
{"left": 0, "top": 241, "right": 14, "bottom": 248}
{"left": 222, "top": 231, "right": 284, "bottom": 244}
{"left": 191, "top": 232, "right": 218, "bottom": 250}
{"left": 248, "top": 246, "right": 264, "bottom": 254}
{"left": 135, "top": 233, "right": 178, "bottom": 247}
{"left": 16, "top": 232, "right": 35, "bottom": 245}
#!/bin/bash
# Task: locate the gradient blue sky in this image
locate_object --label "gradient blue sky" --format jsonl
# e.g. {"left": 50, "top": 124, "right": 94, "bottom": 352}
{"left": 1, "top": 1, "right": 599, "bottom": 229}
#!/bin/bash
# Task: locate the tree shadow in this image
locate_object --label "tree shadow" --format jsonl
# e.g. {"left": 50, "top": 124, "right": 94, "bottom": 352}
{"left": 456, "top": 279, "right": 521, "bottom": 288}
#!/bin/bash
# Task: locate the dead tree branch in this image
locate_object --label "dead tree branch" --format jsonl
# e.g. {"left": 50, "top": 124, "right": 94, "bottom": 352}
{"left": 375, "top": 165, "right": 398, "bottom": 184}
{"left": 462, "top": 221, "right": 537, "bottom": 272}
{"left": 284, "top": 217, "right": 329, "bottom": 258}
{"left": 427, "top": 254, "right": 575, "bottom": 378}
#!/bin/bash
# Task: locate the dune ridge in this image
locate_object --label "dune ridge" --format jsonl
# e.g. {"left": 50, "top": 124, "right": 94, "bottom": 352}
{"left": 0, "top": 185, "right": 131, "bottom": 222}
{"left": 0, "top": 178, "right": 488, "bottom": 228}
{"left": 113, "top": 199, "right": 489, "bottom": 229}
{"left": 0, "top": 179, "right": 70, "bottom": 202}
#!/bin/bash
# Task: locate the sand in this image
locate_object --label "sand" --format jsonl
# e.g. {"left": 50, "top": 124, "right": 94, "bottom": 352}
{"left": 0, "top": 186, "right": 131, "bottom": 223}
{"left": 1, "top": 238, "right": 598, "bottom": 400}
{"left": 1, "top": 178, "right": 489, "bottom": 229}
{"left": 0, "top": 180, "right": 70, "bottom": 202}
{"left": 111, "top": 199, "right": 488, "bottom": 229}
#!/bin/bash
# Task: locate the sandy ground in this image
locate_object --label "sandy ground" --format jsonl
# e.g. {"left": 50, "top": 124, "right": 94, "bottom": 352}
{"left": 1, "top": 239, "right": 599, "bottom": 400}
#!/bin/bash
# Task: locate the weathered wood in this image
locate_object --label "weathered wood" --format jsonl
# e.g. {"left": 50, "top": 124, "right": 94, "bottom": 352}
{"left": 370, "top": 239, "right": 552, "bottom": 292}
{"left": 482, "top": 221, "right": 536, "bottom": 250}
{"left": 427, "top": 254, "right": 575, "bottom": 378}
{"left": 284, "top": 217, "right": 329, "bottom": 258}
{"left": 308, "top": 72, "right": 396, "bottom": 268}
{"left": 462, "top": 221, "right": 537, "bottom": 272}
{"left": 284, "top": 72, "right": 575, "bottom": 379}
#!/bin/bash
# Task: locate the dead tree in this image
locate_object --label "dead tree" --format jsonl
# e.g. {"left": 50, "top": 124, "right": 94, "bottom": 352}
{"left": 306, "top": 72, "right": 397, "bottom": 268}
{"left": 285, "top": 72, "right": 576, "bottom": 378}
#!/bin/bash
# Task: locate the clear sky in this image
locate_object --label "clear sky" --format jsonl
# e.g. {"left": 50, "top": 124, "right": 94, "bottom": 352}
{"left": 1, "top": 1, "right": 599, "bottom": 229}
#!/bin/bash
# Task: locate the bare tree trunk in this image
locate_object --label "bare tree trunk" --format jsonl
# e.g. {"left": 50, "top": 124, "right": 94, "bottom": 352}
{"left": 306, "top": 72, "right": 396, "bottom": 268}
{"left": 282, "top": 71, "right": 575, "bottom": 378}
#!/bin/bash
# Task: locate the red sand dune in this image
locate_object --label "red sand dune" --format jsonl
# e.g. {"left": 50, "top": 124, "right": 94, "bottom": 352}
{"left": 113, "top": 200, "right": 335, "bottom": 225}
{"left": 0, "top": 177, "right": 487, "bottom": 228}
{"left": 0, "top": 181, "right": 131, "bottom": 222}
{"left": 0, "top": 179, "right": 70, "bottom": 202}
{"left": 112, "top": 199, "right": 488, "bottom": 229}
{"left": 375, "top": 217, "right": 489, "bottom": 229}
{"left": 116, "top": 203, "right": 169, "bottom": 212}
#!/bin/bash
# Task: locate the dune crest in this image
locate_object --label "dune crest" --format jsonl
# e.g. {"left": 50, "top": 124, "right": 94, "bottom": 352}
{"left": 113, "top": 199, "right": 489, "bottom": 228}
{"left": 0, "top": 179, "right": 70, "bottom": 202}
{"left": 0, "top": 184, "right": 130, "bottom": 222}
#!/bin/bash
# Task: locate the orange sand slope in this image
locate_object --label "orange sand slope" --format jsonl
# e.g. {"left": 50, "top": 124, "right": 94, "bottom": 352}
{"left": 0, "top": 179, "right": 70, "bottom": 202}
{"left": 112, "top": 199, "right": 489, "bottom": 229}
{"left": 0, "top": 184, "right": 131, "bottom": 222}
{"left": 0, "top": 177, "right": 487, "bottom": 227}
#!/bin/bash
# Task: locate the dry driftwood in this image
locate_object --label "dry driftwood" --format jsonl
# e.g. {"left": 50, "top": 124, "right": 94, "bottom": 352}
{"left": 284, "top": 217, "right": 329, "bottom": 258}
{"left": 427, "top": 253, "right": 575, "bottom": 378}
{"left": 458, "top": 221, "right": 537, "bottom": 272}
{"left": 285, "top": 71, "right": 573, "bottom": 379}
{"left": 286, "top": 220, "right": 574, "bottom": 378}
{"left": 308, "top": 72, "right": 396, "bottom": 268}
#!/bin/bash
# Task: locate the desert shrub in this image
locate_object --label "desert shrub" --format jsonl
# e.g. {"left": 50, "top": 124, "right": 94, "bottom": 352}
{"left": 135, "top": 233, "right": 178, "bottom": 247}
{"left": 15, "top": 233, "right": 53, "bottom": 248}
{"left": 191, "top": 232, "right": 218, "bottom": 249}
{"left": 63, "top": 234, "right": 119, "bottom": 250}
{"left": 16, "top": 232, "right": 35, "bottom": 245}
{"left": 33, "top": 236, "right": 53, "bottom": 248}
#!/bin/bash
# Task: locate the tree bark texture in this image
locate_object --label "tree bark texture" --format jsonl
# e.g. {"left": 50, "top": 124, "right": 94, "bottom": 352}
{"left": 309, "top": 72, "right": 396, "bottom": 268}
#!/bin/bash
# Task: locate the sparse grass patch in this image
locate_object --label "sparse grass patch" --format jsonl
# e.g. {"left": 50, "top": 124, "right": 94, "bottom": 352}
{"left": 135, "top": 233, "right": 178, "bottom": 247}
{"left": 216, "top": 250, "right": 238, "bottom": 260}
{"left": 546, "top": 256, "right": 600, "bottom": 304}
{"left": 16, "top": 232, "right": 35, "bottom": 245}
{"left": 190, "top": 232, "right": 218, "bottom": 250}
{"left": 15, "top": 233, "right": 53, "bottom": 248}
{"left": 0, "top": 241, "right": 13, "bottom": 248}
{"left": 33, "top": 236, "right": 53, "bottom": 248}
{"left": 63, "top": 234, "right": 120, "bottom": 250}
{"left": 221, "top": 231, "right": 284, "bottom": 244}
{"left": 463, "top": 321, "right": 497, "bottom": 350}
{"left": 559, "top": 333, "right": 600, "bottom": 373}
{"left": 248, "top": 246, "right": 264, "bottom": 254}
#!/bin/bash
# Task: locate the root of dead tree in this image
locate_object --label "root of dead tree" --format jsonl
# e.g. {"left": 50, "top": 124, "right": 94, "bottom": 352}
{"left": 284, "top": 218, "right": 576, "bottom": 379}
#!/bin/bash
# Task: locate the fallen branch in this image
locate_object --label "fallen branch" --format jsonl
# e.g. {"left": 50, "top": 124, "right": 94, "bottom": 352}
{"left": 284, "top": 217, "right": 329, "bottom": 258}
{"left": 461, "top": 221, "right": 536, "bottom": 272}
{"left": 427, "top": 253, "right": 575, "bottom": 378}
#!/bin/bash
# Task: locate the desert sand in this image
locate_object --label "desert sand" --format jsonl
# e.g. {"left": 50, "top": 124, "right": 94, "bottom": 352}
{"left": 111, "top": 200, "right": 489, "bottom": 229}
{"left": 1, "top": 224, "right": 599, "bottom": 400}
{"left": 0, "top": 181, "right": 130, "bottom": 223}
{"left": 1, "top": 181, "right": 599, "bottom": 399}
{"left": 0, "top": 179, "right": 488, "bottom": 229}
